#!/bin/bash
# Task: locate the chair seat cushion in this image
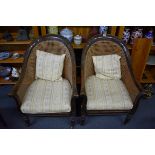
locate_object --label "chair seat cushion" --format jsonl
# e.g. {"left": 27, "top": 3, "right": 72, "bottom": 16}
{"left": 21, "top": 79, "right": 72, "bottom": 114}
{"left": 85, "top": 76, "right": 133, "bottom": 110}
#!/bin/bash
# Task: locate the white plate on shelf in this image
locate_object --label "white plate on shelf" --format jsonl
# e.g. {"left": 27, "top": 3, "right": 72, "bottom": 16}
{"left": 147, "top": 55, "right": 155, "bottom": 65}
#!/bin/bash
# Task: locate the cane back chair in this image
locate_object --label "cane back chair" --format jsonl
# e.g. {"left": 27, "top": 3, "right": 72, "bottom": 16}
{"left": 80, "top": 34, "right": 144, "bottom": 125}
{"left": 10, "top": 34, "right": 78, "bottom": 128}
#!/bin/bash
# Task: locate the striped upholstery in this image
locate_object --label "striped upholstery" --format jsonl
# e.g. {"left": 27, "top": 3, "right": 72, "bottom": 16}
{"left": 36, "top": 50, "right": 65, "bottom": 81}
{"left": 85, "top": 76, "right": 133, "bottom": 110}
{"left": 21, "top": 79, "right": 72, "bottom": 114}
{"left": 92, "top": 54, "right": 121, "bottom": 79}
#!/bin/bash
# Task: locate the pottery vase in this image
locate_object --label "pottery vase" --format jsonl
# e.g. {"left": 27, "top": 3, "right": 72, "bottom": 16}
{"left": 145, "top": 30, "right": 153, "bottom": 39}
{"left": 47, "top": 26, "right": 58, "bottom": 34}
{"left": 99, "top": 26, "right": 108, "bottom": 36}
{"left": 122, "top": 28, "right": 130, "bottom": 44}
{"left": 130, "top": 28, "right": 143, "bottom": 44}
{"left": 60, "top": 28, "right": 73, "bottom": 42}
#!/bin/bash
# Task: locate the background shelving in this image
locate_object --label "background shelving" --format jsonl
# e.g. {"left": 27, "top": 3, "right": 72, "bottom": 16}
{"left": 117, "top": 26, "right": 155, "bottom": 84}
{"left": 0, "top": 26, "right": 39, "bottom": 85}
{"left": 1, "top": 26, "right": 154, "bottom": 85}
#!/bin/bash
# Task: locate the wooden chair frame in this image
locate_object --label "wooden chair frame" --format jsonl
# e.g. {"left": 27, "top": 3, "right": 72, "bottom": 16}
{"left": 80, "top": 34, "right": 144, "bottom": 125}
{"left": 10, "top": 34, "right": 78, "bottom": 128}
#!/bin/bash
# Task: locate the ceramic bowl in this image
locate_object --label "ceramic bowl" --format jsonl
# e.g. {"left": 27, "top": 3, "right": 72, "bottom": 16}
{"left": 0, "top": 51, "right": 12, "bottom": 60}
{"left": 0, "top": 66, "right": 12, "bottom": 77}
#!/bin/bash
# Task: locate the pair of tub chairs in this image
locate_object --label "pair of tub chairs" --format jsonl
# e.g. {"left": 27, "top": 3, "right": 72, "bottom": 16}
{"left": 10, "top": 34, "right": 143, "bottom": 128}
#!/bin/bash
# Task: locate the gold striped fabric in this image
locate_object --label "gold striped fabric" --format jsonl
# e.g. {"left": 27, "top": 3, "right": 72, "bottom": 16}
{"left": 85, "top": 76, "right": 133, "bottom": 110}
{"left": 21, "top": 79, "right": 72, "bottom": 114}
{"left": 36, "top": 50, "right": 65, "bottom": 81}
{"left": 92, "top": 54, "right": 121, "bottom": 80}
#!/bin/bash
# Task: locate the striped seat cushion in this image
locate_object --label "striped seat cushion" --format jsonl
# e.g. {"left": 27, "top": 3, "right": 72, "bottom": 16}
{"left": 85, "top": 76, "right": 133, "bottom": 110}
{"left": 21, "top": 79, "right": 72, "bottom": 114}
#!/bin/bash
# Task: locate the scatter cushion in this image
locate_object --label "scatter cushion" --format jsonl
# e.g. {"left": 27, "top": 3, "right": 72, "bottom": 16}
{"left": 85, "top": 75, "right": 133, "bottom": 110}
{"left": 36, "top": 50, "right": 65, "bottom": 81}
{"left": 92, "top": 54, "right": 121, "bottom": 79}
{"left": 21, "top": 79, "right": 72, "bottom": 114}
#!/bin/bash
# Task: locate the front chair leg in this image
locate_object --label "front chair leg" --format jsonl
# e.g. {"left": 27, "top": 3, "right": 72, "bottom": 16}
{"left": 70, "top": 95, "right": 78, "bottom": 129}
{"left": 124, "top": 104, "right": 139, "bottom": 124}
{"left": 124, "top": 94, "right": 142, "bottom": 124}
{"left": 124, "top": 113, "right": 133, "bottom": 124}
{"left": 11, "top": 95, "right": 31, "bottom": 127}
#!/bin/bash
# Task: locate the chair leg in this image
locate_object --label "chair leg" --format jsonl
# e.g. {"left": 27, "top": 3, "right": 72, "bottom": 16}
{"left": 124, "top": 100, "right": 140, "bottom": 124}
{"left": 80, "top": 95, "right": 87, "bottom": 126}
{"left": 70, "top": 117, "right": 75, "bottom": 129}
{"left": 124, "top": 94, "right": 143, "bottom": 125}
{"left": 80, "top": 115, "right": 85, "bottom": 126}
{"left": 124, "top": 113, "right": 133, "bottom": 124}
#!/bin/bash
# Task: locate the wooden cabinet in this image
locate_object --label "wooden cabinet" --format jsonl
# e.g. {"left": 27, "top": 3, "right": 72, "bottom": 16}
{"left": 131, "top": 38, "right": 153, "bottom": 83}
{"left": 132, "top": 38, "right": 155, "bottom": 84}
{"left": 0, "top": 26, "right": 39, "bottom": 85}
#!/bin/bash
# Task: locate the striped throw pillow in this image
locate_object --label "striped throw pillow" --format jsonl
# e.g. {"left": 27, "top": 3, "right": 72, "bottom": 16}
{"left": 36, "top": 50, "right": 65, "bottom": 81}
{"left": 92, "top": 54, "right": 121, "bottom": 79}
